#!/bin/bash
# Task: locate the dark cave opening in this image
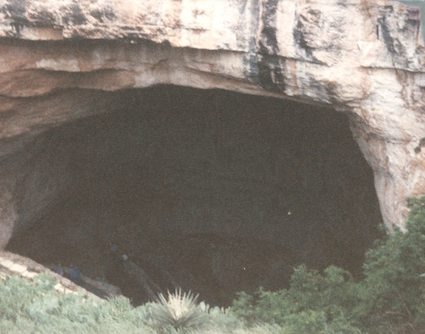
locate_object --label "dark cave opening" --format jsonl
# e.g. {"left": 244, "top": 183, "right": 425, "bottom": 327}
{"left": 7, "top": 86, "right": 383, "bottom": 306}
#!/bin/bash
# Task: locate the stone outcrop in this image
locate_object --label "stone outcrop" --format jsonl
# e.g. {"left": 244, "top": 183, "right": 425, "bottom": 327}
{"left": 0, "top": 251, "right": 100, "bottom": 297}
{"left": 0, "top": 0, "right": 424, "bottom": 249}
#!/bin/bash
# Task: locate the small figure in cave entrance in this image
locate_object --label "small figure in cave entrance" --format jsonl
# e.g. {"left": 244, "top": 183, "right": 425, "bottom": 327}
{"left": 49, "top": 262, "right": 122, "bottom": 298}
{"left": 105, "top": 243, "right": 160, "bottom": 304}
{"left": 65, "top": 265, "right": 82, "bottom": 284}
{"left": 48, "top": 263, "right": 81, "bottom": 283}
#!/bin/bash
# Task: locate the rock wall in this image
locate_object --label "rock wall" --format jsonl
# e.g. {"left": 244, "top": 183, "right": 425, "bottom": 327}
{"left": 400, "top": 1, "right": 425, "bottom": 37}
{"left": 0, "top": 0, "right": 424, "bottom": 247}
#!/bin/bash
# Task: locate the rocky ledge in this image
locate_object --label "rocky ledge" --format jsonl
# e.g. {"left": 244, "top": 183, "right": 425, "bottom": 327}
{"left": 0, "top": 0, "right": 423, "bottom": 250}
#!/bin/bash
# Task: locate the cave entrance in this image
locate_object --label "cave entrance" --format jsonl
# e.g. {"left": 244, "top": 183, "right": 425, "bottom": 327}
{"left": 7, "top": 86, "right": 382, "bottom": 306}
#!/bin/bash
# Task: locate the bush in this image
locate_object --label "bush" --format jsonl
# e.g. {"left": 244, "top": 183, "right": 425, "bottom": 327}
{"left": 231, "top": 268, "right": 361, "bottom": 333}
{"left": 231, "top": 197, "right": 425, "bottom": 334}
{"left": 148, "top": 289, "right": 209, "bottom": 332}
{"left": 357, "top": 197, "right": 425, "bottom": 333}
{"left": 3, "top": 197, "right": 425, "bottom": 333}
{"left": 0, "top": 274, "right": 155, "bottom": 334}
{"left": 0, "top": 275, "right": 276, "bottom": 333}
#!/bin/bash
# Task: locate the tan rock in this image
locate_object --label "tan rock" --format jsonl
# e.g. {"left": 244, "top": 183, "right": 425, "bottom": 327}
{"left": 0, "top": 0, "right": 423, "bottom": 248}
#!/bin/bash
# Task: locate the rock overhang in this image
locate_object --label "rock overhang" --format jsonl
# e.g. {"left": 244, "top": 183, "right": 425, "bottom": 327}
{"left": 0, "top": 0, "right": 423, "bottom": 249}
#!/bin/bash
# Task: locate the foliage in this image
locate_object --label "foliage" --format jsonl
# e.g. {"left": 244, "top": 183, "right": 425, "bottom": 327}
{"left": 2, "top": 197, "right": 425, "bottom": 333}
{"left": 231, "top": 268, "right": 361, "bottom": 334}
{"left": 0, "top": 275, "right": 277, "bottom": 333}
{"left": 231, "top": 197, "right": 425, "bottom": 334}
{"left": 0, "top": 274, "right": 155, "bottom": 334}
{"left": 148, "top": 289, "right": 209, "bottom": 332}
{"left": 357, "top": 197, "right": 425, "bottom": 333}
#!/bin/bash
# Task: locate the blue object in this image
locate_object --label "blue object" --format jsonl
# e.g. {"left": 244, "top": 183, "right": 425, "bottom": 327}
{"left": 66, "top": 266, "right": 81, "bottom": 282}
{"left": 51, "top": 265, "right": 64, "bottom": 276}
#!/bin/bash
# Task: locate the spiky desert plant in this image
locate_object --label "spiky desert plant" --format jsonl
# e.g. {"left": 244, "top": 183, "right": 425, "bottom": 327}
{"left": 150, "top": 288, "right": 209, "bottom": 332}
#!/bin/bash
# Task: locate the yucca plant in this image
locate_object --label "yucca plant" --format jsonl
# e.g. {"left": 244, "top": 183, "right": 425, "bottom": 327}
{"left": 149, "top": 288, "right": 209, "bottom": 332}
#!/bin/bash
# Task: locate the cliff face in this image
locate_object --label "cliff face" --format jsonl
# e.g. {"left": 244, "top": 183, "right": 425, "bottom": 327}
{"left": 400, "top": 1, "right": 425, "bottom": 37}
{"left": 0, "top": 0, "right": 424, "bottom": 248}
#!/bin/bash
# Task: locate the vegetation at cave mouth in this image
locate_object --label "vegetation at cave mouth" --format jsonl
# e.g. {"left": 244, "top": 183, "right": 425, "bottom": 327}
{"left": 1, "top": 197, "right": 425, "bottom": 334}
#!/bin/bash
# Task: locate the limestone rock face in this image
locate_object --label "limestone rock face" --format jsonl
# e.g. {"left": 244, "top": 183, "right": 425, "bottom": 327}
{"left": 0, "top": 0, "right": 424, "bottom": 248}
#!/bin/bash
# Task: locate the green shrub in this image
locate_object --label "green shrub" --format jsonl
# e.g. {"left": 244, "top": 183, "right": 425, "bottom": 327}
{"left": 3, "top": 197, "right": 425, "bottom": 333}
{"left": 231, "top": 197, "right": 425, "bottom": 334}
{"left": 148, "top": 289, "right": 209, "bottom": 332}
{"left": 0, "top": 275, "right": 278, "bottom": 333}
{"left": 357, "top": 197, "right": 425, "bottom": 333}
{"left": 231, "top": 267, "right": 361, "bottom": 333}
{"left": 0, "top": 274, "right": 155, "bottom": 334}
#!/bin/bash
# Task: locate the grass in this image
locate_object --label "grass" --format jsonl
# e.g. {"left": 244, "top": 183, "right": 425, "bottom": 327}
{"left": 2, "top": 197, "right": 425, "bottom": 333}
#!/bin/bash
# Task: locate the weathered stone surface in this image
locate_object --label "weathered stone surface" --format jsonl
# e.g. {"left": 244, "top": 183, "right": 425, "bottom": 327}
{"left": 0, "top": 0, "right": 424, "bottom": 249}
{"left": 0, "top": 251, "right": 101, "bottom": 298}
